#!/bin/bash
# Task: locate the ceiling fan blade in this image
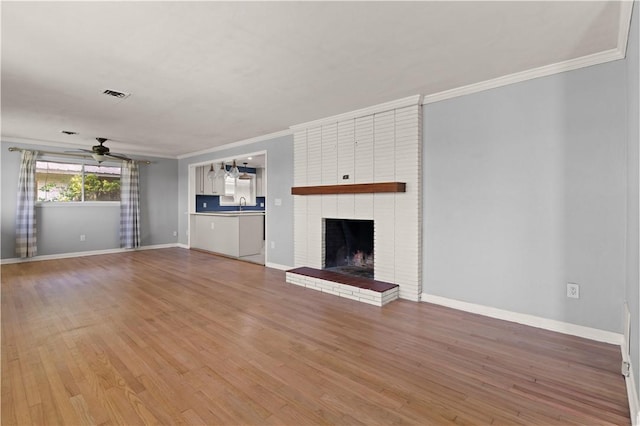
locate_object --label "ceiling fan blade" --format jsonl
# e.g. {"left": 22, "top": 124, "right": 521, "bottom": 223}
{"left": 106, "top": 153, "right": 130, "bottom": 161}
{"left": 65, "top": 149, "right": 94, "bottom": 154}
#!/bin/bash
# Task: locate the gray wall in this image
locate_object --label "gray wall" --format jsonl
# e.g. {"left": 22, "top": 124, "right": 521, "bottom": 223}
{"left": 2, "top": 16, "right": 634, "bottom": 350}
{"left": 139, "top": 155, "right": 180, "bottom": 246}
{"left": 626, "top": 1, "right": 640, "bottom": 402}
{"left": 178, "top": 133, "right": 294, "bottom": 267}
{"left": 423, "top": 60, "right": 627, "bottom": 333}
{"left": 1, "top": 141, "right": 179, "bottom": 259}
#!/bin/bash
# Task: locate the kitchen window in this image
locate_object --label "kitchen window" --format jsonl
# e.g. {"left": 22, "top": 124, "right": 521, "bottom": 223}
{"left": 36, "top": 160, "right": 121, "bottom": 203}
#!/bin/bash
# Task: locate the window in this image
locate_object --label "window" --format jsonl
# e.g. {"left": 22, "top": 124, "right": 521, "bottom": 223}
{"left": 219, "top": 175, "right": 256, "bottom": 206}
{"left": 36, "top": 161, "right": 121, "bottom": 202}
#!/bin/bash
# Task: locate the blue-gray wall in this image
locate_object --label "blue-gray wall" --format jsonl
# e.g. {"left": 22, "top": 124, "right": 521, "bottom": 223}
{"left": 2, "top": 19, "right": 635, "bottom": 359}
{"left": 423, "top": 59, "right": 628, "bottom": 333}
{"left": 1, "top": 141, "right": 179, "bottom": 259}
{"left": 626, "top": 1, "right": 640, "bottom": 403}
{"left": 178, "top": 133, "right": 294, "bottom": 267}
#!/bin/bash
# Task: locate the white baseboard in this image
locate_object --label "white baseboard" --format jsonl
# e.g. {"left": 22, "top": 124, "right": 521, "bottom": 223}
{"left": 622, "top": 341, "right": 640, "bottom": 426}
{"left": 265, "top": 262, "right": 292, "bottom": 271}
{"left": 1, "top": 243, "right": 181, "bottom": 264}
{"left": 626, "top": 360, "right": 640, "bottom": 426}
{"left": 176, "top": 243, "right": 190, "bottom": 249}
{"left": 421, "top": 293, "right": 623, "bottom": 345}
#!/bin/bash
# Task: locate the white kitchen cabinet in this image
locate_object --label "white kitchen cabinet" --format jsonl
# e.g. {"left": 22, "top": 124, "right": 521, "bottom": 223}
{"left": 192, "top": 215, "right": 211, "bottom": 251}
{"left": 256, "top": 168, "right": 265, "bottom": 197}
{"left": 190, "top": 213, "right": 264, "bottom": 257}
{"left": 195, "top": 166, "right": 205, "bottom": 195}
{"left": 197, "top": 165, "right": 224, "bottom": 195}
{"left": 196, "top": 165, "right": 223, "bottom": 195}
{"left": 208, "top": 174, "right": 223, "bottom": 195}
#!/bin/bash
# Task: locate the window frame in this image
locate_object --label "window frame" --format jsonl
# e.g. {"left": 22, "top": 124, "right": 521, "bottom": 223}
{"left": 35, "top": 158, "right": 122, "bottom": 206}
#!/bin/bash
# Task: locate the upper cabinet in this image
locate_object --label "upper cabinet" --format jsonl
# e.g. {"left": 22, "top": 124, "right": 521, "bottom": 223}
{"left": 195, "top": 158, "right": 265, "bottom": 205}
{"left": 195, "top": 166, "right": 205, "bottom": 195}
{"left": 196, "top": 165, "right": 223, "bottom": 195}
{"left": 256, "top": 168, "right": 265, "bottom": 197}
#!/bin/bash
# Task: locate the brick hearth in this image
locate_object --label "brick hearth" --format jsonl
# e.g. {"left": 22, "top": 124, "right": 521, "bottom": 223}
{"left": 286, "top": 267, "right": 399, "bottom": 306}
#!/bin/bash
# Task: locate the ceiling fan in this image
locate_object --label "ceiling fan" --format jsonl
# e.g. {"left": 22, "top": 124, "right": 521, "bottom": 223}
{"left": 69, "top": 137, "right": 130, "bottom": 163}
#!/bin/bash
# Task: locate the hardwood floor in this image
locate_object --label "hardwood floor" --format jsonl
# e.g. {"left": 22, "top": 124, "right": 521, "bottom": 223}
{"left": 1, "top": 248, "right": 630, "bottom": 425}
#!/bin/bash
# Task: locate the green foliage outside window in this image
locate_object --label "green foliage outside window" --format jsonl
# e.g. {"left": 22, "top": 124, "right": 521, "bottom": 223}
{"left": 36, "top": 161, "right": 121, "bottom": 202}
{"left": 61, "top": 174, "right": 120, "bottom": 201}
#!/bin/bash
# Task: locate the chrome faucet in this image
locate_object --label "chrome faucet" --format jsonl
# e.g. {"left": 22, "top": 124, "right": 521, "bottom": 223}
{"left": 239, "top": 196, "right": 247, "bottom": 211}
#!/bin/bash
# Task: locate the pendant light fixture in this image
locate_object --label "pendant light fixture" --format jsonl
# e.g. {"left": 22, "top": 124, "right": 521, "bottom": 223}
{"left": 207, "top": 163, "right": 216, "bottom": 180}
{"left": 228, "top": 160, "right": 240, "bottom": 179}
{"left": 213, "top": 162, "right": 225, "bottom": 179}
{"left": 239, "top": 162, "right": 252, "bottom": 180}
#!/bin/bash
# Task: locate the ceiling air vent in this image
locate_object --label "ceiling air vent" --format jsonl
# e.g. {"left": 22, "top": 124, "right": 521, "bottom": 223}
{"left": 102, "top": 89, "right": 130, "bottom": 99}
{"left": 60, "top": 130, "right": 78, "bottom": 135}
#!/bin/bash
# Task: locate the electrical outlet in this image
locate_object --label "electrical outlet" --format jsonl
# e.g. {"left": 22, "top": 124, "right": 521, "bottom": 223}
{"left": 567, "top": 283, "right": 580, "bottom": 299}
{"left": 210, "top": 222, "right": 215, "bottom": 230}
{"left": 172, "top": 231, "right": 177, "bottom": 237}
{"left": 203, "top": 202, "right": 207, "bottom": 208}
{"left": 274, "top": 198, "right": 282, "bottom": 206}
{"left": 270, "top": 241, "right": 275, "bottom": 249}
{"left": 260, "top": 202, "right": 264, "bottom": 207}
{"left": 80, "top": 234, "right": 86, "bottom": 241}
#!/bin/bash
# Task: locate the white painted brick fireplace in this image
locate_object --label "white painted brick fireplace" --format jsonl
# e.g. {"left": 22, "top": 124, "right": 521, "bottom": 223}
{"left": 289, "top": 96, "right": 423, "bottom": 301}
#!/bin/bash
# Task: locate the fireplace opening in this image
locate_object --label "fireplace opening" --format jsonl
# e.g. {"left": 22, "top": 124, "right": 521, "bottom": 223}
{"left": 324, "top": 219, "right": 374, "bottom": 279}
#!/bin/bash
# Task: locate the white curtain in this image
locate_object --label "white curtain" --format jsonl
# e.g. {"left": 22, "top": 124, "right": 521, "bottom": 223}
{"left": 120, "top": 161, "right": 141, "bottom": 248}
{"left": 15, "top": 150, "right": 38, "bottom": 257}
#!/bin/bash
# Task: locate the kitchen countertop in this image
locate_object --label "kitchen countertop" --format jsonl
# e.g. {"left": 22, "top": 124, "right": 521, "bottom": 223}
{"left": 192, "top": 211, "right": 265, "bottom": 216}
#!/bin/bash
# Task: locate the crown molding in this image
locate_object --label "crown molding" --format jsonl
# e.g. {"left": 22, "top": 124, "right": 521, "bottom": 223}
{"left": 1, "top": 137, "right": 176, "bottom": 159}
{"left": 290, "top": 94, "right": 422, "bottom": 131}
{"left": 177, "top": 128, "right": 292, "bottom": 160}
{"left": 618, "top": 0, "right": 635, "bottom": 58}
{"left": 423, "top": 2, "right": 634, "bottom": 106}
{"left": 423, "top": 48, "right": 624, "bottom": 105}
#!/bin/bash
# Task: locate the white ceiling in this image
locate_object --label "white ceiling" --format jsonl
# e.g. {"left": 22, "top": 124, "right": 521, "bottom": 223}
{"left": 0, "top": 1, "right": 632, "bottom": 158}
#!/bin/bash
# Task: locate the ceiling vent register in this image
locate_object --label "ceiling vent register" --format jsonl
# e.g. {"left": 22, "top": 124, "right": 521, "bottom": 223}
{"left": 102, "top": 89, "right": 130, "bottom": 99}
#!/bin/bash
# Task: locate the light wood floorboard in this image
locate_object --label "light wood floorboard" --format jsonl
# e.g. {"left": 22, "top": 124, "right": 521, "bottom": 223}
{"left": 1, "top": 248, "right": 630, "bottom": 425}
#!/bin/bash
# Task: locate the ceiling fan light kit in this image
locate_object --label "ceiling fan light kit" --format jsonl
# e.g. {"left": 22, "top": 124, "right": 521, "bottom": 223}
{"left": 64, "top": 137, "right": 132, "bottom": 164}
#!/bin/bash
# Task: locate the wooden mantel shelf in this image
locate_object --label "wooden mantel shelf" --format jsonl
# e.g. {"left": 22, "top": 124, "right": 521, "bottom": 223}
{"left": 291, "top": 182, "right": 406, "bottom": 195}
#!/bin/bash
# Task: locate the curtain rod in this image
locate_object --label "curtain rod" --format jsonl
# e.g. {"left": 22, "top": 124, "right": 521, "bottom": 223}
{"left": 7, "top": 147, "right": 151, "bottom": 164}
